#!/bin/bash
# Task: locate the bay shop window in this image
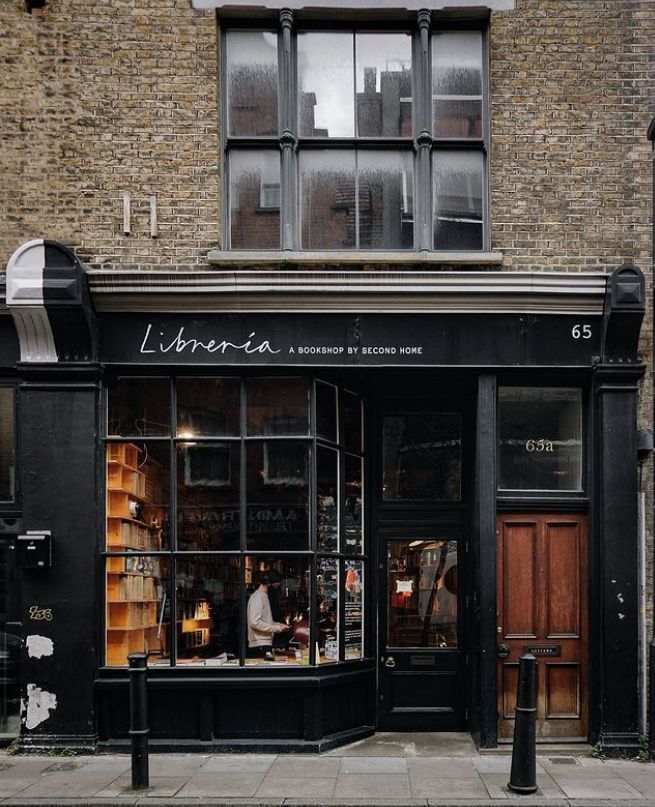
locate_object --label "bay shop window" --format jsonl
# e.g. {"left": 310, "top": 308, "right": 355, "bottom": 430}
{"left": 104, "top": 377, "right": 364, "bottom": 668}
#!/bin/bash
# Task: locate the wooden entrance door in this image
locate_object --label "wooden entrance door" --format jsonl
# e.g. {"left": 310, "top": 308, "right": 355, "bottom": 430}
{"left": 496, "top": 514, "right": 588, "bottom": 741}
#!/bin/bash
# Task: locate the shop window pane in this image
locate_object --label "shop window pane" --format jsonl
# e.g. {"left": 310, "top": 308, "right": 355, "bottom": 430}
{"left": 298, "top": 33, "right": 354, "bottom": 137}
{"left": 300, "top": 150, "right": 356, "bottom": 249}
{"left": 177, "top": 378, "right": 240, "bottom": 437}
{"left": 0, "top": 388, "right": 15, "bottom": 501}
{"left": 175, "top": 556, "right": 240, "bottom": 665}
{"left": 317, "top": 558, "right": 339, "bottom": 664}
{"left": 344, "top": 454, "right": 363, "bottom": 553}
{"left": 317, "top": 446, "right": 339, "bottom": 552}
{"left": 177, "top": 443, "right": 240, "bottom": 550}
{"left": 358, "top": 151, "right": 414, "bottom": 250}
{"left": 382, "top": 414, "right": 461, "bottom": 501}
{"left": 344, "top": 560, "right": 364, "bottom": 659}
{"left": 498, "top": 387, "right": 583, "bottom": 491}
{"left": 230, "top": 150, "right": 280, "bottom": 249}
{"left": 388, "top": 539, "right": 457, "bottom": 648}
{"left": 246, "top": 441, "right": 310, "bottom": 550}
{"left": 106, "top": 442, "right": 170, "bottom": 550}
{"left": 108, "top": 377, "right": 170, "bottom": 437}
{"left": 246, "top": 377, "right": 309, "bottom": 435}
{"left": 106, "top": 556, "right": 171, "bottom": 667}
{"left": 245, "top": 556, "right": 310, "bottom": 665}
{"left": 432, "top": 32, "right": 483, "bottom": 138}
{"left": 316, "top": 381, "right": 337, "bottom": 443}
{"left": 227, "top": 31, "right": 278, "bottom": 136}
{"left": 433, "top": 151, "right": 483, "bottom": 250}
{"left": 343, "top": 391, "right": 363, "bottom": 452}
{"left": 356, "top": 33, "right": 412, "bottom": 137}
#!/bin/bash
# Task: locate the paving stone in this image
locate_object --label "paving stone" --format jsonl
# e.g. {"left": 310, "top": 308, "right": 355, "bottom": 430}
{"left": 334, "top": 773, "right": 412, "bottom": 798}
{"left": 94, "top": 775, "right": 188, "bottom": 797}
{"left": 268, "top": 756, "right": 340, "bottom": 777}
{"left": 480, "top": 771, "right": 565, "bottom": 799}
{"left": 407, "top": 757, "right": 478, "bottom": 779}
{"left": 201, "top": 755, "right": 277, "bottom": 774}
{"left": 255, "top": 774, "right": 336, "bottom": 798}
{"left": 175, "top": 771, "right": 267, "bottom": 798}
{"left": 339, "top": 756, "right": 408, "bottom": 774}
{"left": 556, "top": 777, "right": 643, "bottom": 799}
{"left": 410, "top": 776, "right": 490, "bottom": 799}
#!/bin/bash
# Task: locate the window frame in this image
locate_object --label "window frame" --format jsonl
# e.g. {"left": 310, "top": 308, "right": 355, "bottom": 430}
{"left": 222, "top": 14, "right": 489, "bottom": 252}
{"left": 0, "top": 384, "right": 19, "bottom": 508}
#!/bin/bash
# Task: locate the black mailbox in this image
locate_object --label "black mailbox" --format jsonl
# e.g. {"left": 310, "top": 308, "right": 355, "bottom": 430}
{"left": 17, "top": 531, "right": 52, "bottom": 569}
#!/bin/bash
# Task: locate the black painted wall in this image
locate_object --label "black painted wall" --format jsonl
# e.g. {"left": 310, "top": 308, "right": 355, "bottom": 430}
{"left": 19, "top": 369, "right": 100, "bottom": 749}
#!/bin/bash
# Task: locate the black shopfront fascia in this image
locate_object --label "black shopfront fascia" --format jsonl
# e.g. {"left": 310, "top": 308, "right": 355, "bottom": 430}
{"left": 2, "top": 248, "right": 647, "bottom": 752}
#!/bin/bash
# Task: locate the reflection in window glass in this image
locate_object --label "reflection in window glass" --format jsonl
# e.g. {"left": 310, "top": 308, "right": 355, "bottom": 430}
{"left": 498, "top": 388, "right": 583, "bottom": 491}
{"left": 0, "top": 388, "right": 15, "bottom": 501}
{"left": 106, "top": 557, "right": 171, "bottom": 666}
{"left": 227, "top": 31, "right": 278, "bottom": 136}
{"left": 177, "top": 378, "right": 240, "bottom": 437}
{"left": 300, "top": 150, "right": 356, "bottom": 249}
{"left": 356, "top": 33, "right": 412, "bottom": 137}
{"left": 358, "top": 151, "right": 414, "bottom": 249}
{"left": 382, "top": 414, "right": 461, "bottom": 501}
{"left": 230, "top": 150, "right": 280, "bottom": 249}
{"left": 344, "top": 454, "right": 363, "bottom": 554}
{"left": 177, "top": 443, "right": 240, "bottom": 550}
{"left": 432, "top": 32, "right": 483, "bottom": 138}
{"left": 176, "top": 556, "right": 241, "bottom": 665}
{"left": 388, "top": 540, "right": 457, "bottom": 648}
{"left": 343, "top": 392, "right": 363, "bottom": 452}
{"left": 247, "top": 377, "right": 310, "bottom": 435}
{"left": 246, "top": 442, "right": 309, "bottom": 550}
{"left": 108, "top": 378, "right": 170, "bottom": 436}
{"left": 316, "top": 381, "right": 337, "bottom": 443}
{"left": 106, "top": 442, "right": 171, "bottom": 550}
{"left": 298, "top": 33, "right": 354, "bottom": 137}
{"left": 317, "top": 558, "right": 338, "bottom": 663}
{"left": 433, "top": 151, "right": 483, "bottom": 250}
{"left": 246, "top": 556, "right": 310, "bottom": 665}
{"left": 344, "top": 560, "right": 363, "bottom": 659}
{"left": 317, "top": 446, "right": 338, "bottom": 552}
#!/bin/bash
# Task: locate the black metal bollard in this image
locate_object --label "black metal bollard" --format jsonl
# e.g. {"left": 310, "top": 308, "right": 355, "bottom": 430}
{"left": 127, "top": 653, "right": 149, "bottom": 790}
{"left": 508, "top": 653, "right": 538, "bottom": 794}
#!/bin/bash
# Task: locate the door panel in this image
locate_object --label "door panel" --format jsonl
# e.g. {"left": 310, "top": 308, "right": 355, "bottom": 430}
{"left": 378, "top": 537, "right": 465, "bottom": 731}
{"left": 497, "top": 514, "right": 588, "bottom": 741}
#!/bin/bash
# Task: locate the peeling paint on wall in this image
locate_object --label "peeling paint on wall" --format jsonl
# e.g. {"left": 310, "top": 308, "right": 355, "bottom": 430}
{"left": 24, "top": 684, "right": 57, "bottom": 729}
{"left": 26, "top": 635, "right": 54, "bottom": 659}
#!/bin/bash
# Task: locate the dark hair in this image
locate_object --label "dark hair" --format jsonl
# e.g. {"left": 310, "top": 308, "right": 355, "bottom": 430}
{"left": 260, "top": 569, "right": 281, "bottom": 586}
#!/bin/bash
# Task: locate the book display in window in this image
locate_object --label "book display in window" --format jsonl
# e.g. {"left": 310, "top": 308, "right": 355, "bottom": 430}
{"left": 106, "top": 443, "right": 168, "bottom": 666}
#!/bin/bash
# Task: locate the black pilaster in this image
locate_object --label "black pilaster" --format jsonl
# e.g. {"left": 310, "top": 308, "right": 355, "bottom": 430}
{"left": 594, "top": 365, "right": 643, "bottom": 752}
{"left": 18, "top": 365, "right": 101, "bottom": 750}
{"left": 475, "top": 374, "right": 497, "bottom": 747}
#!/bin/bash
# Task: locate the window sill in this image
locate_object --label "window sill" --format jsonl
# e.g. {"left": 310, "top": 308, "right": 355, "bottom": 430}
{"left": 206, "top": 250, "right": 505, "bottom": 268}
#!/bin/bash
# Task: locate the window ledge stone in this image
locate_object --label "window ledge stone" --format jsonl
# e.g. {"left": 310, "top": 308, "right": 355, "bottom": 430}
{"left": 206, "top": 250, "right": 505, "bottom": 268}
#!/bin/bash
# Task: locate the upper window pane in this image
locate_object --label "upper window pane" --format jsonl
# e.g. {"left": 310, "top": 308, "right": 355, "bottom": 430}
{"left": 498, "top": 388, "right": 583, "bottom": 491}
{"left": 356, "top": 33, "right": 412, "bottom": 137}
{"left": 316, "top": 381, "right": 338, "bottom": 443}
{"left": 298, "top": 33, "right": 354, "bottom": 137}
{"left": 108, "top": 378, "right": 170, "bottom": 437}
{"left": 343, "top": 392, "right": 363, "bottom": 452}
{"left": 300, "top": 150, "right": 356, "bottom": 249}
{"left": 230, "top": 150, "right": 280, "bottom": 249}
{"left": 177, "top": 378, "right": 240, "bottom": 437}
{"left": 246, "top": 378, "right": 310, "bottom": 435}
{"left": 382, "top": 413, "right": 461, "bottom": 501}
{"left": 0, "top": 388, "right": 15, "bottom": 501}
{"left": 227, "top": 31, "right": 278, "bottom": 136}
{"left": 433, "top": 151, "right": 483, "bottom": 250}
{"left": 358, "top": 150, "right": 414, "bottom": 249}
{"left": 432, "top": 31, "right": 483, "bottom": 138}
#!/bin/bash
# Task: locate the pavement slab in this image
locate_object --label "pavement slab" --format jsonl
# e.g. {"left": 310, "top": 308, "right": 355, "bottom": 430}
{"left": 333, "top": 773, "right": 412, "bottom": 799}
{"left": 407, "top": 758, "right": 479, "bottom": 779}
{"left": 339, "top": 757, "right": 408, "bottom": 774}
{"left": 175, "top": 772, "right": 268, "bottom": 798}
{"left": 410, "top": 778, "right": 489, "bottom": 799}
{"left": 254, "top": 776, "right": 336, "bottom": 798}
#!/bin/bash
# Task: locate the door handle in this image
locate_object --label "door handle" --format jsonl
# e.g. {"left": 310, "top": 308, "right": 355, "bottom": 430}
{"left": 497, "top": 643, "right": 510, "bottom": 659}
{"left": 384, "top": 656, "right": 396, "bottom": 668}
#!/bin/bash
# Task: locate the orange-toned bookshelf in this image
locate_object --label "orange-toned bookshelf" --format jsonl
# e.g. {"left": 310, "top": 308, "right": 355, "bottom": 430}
{"left": 106, "top": 443, "right": 167, "bottom": 666}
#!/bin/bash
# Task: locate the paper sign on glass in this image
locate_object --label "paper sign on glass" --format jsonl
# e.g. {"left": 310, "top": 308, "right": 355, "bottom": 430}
{"left": 396, "top": 580, "right": 413, "bottom": 594}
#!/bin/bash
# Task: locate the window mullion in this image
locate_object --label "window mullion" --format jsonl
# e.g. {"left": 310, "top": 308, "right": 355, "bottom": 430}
{"left": 279, "top": 9, "right": 297, "bottom": 250}
{"left": 415, "top": 9, "right": 433, "bottom": 252}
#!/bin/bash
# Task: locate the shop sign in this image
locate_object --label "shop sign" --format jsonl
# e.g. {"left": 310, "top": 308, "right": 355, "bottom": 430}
{"left": 100, "top": 313, "right": 602, "bottom": 368}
